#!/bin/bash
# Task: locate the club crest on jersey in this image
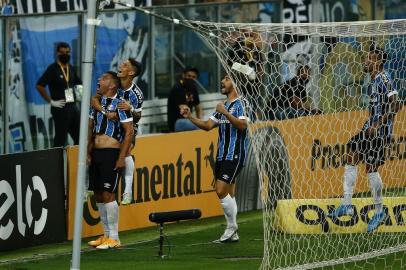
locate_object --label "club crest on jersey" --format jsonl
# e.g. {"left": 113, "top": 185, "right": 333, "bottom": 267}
{"left": 107, "top": 104, "right": 115, "bottom": 111}
{"left": 381, "top": 73, "right": 389, "bottom": 83}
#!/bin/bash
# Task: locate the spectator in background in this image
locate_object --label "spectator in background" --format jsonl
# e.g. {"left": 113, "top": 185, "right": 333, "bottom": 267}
{"left": 269, "top": 65, "right": 312, "bottom": 120}
{"left": 167, "top": 67, "right": 202, "bottom": 132}
{"left": 227, "top": 30, "right": 266, "bottom": 120}
{"left": 1, "top": 1, "right": 14, "bottom": 15}
{"left": 36, "top": 42, "right": 82, "bottom": 147}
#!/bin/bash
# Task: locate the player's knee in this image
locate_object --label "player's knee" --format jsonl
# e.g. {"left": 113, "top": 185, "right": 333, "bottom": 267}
{"left": 215, "top": 186, "right": 228, "bottom": 199}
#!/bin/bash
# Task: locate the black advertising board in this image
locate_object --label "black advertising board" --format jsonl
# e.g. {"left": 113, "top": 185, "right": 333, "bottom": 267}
{"left": 0, "top": 148, "right": 66, "bottom": 251}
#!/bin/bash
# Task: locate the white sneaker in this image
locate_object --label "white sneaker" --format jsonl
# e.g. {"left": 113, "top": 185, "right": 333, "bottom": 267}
{"left": 219, "top": 226, "right": 238, "bottom": 242}
{"left": 212, "top": 231, "right": 239, "bottom": 244}
{"left": 121, "top": 193, "right": 132, "bottom": 205}
{"left": 229, "top": 232, "right": 239, "bottom": 242}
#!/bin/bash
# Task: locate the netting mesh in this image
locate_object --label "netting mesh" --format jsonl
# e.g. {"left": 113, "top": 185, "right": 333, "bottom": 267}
{"left": 188, "top": 19, "right": 406, "bottom": 269}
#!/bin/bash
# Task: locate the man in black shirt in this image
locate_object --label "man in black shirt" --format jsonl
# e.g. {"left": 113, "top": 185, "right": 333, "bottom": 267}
{"left": 270, "top": 65, "right": 311, "bottom": 119}
{"left": 36, "top": 42, "right": 82, "bottom": 147}
{"left": 167, "top": 67, "right": 202, "bottom": 132}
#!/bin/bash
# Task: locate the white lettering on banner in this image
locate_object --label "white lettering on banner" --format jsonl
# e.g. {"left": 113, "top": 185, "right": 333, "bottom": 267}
{"left": 295, "top": 5, "right": 307, "bottom": 22}
{"left": 32, "top": 176, "right": 48, "bottom": 235}
{"left": 283, "top": 1, "right": 346, "bottom": 23}
{"left": 331, "top": 2, "right": 345, "bottom": 22}
{"left": 15, "top": 165, "right": 26, "bottom": 236}
{"left": 0, "top": 180, "right": 15, "bottom": 240}
{"left": 14, "top": 0, "right": 145, "bottom": 15}
{"left": 0, "top": 165, "right": 48, "bottom": 240}
{"left": 14, "top": 0, "right": 83, "bottom": 14}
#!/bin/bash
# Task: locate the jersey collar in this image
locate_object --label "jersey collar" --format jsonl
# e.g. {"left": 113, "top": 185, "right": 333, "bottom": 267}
{"left": 104, "top": 93, "right": 118, "bottom": 99}
{"left": 123, "top": 83, "right": 135, "bottom": 92}
{"left": 227, "top": 97, "right": 239, "bottom": 104}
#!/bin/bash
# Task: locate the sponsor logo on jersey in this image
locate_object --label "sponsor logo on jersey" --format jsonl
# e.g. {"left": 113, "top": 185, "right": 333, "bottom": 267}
{"left": 218, "top": 119, "right": 231, "bottom": 124}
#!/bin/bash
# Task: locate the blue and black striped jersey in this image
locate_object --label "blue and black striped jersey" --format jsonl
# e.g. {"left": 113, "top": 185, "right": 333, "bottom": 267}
{"left": 210, "top": 98, "right": 250, "bottom": 164}
{"left": 89, "top": 95, "right": 133, "bottom": 143}
{"left": 118, "top": 83, "right": 144, "bottom": 134}
{"left": 362, "top": 71, "right": 398, "bottom": 138}
{"left": 118, "top": 83, "right": 144, "bottom": 112}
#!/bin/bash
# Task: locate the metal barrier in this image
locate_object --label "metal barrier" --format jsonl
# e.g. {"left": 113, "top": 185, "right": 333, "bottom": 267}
{"left": 139, "top": 93, "right": 224, "bottom": 132}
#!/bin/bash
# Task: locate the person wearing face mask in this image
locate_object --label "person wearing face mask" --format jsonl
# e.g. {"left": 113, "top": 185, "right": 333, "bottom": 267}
{"left": 36, "top": 42, "right": 82, "bottom": 147}
{"left": 167, "top": 66, "right": 202, "bottom": 132}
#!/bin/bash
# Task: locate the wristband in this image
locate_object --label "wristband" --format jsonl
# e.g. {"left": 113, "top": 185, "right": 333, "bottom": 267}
{"left": 101, "top": 109, "right": 106, "bottom": 115}
{"left": 131, "top": 106, "right": 135, "bottom": 113}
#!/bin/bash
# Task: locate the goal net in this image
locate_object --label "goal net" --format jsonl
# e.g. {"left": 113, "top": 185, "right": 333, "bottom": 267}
{"left": 188, "top": 19, "right": 406, "bottom": 269}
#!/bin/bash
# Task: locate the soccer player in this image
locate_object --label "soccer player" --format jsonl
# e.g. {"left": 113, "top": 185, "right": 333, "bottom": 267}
{"left": 328, "top": 46, "right": 401, "bottom": 232}
{"left": 87, "top": 71, "right": 134, "bottom": 249}
{"left": 181, "top": 74, "right": 250, "bottom": 242}
{"left": 91, "top": 58, "right": 144, "bottom": 205}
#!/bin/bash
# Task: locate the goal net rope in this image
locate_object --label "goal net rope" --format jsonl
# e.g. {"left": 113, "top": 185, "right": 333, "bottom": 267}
{"left": 187, "top": 19, "right": 406, "bottom": 270}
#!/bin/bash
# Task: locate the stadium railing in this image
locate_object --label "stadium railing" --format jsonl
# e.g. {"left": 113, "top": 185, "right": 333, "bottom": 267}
{"left": 139, "top": 93, "right": 224, "bottom": 131}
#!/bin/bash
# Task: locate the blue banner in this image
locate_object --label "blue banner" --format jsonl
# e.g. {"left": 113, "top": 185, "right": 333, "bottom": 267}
{"left": 8, "top": 10, "right": 148, "bottom": 153}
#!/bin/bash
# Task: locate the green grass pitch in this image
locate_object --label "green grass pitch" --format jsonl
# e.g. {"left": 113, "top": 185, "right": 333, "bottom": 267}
{"left": 1, "top": 210, "right": 405, "bottom": 270}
